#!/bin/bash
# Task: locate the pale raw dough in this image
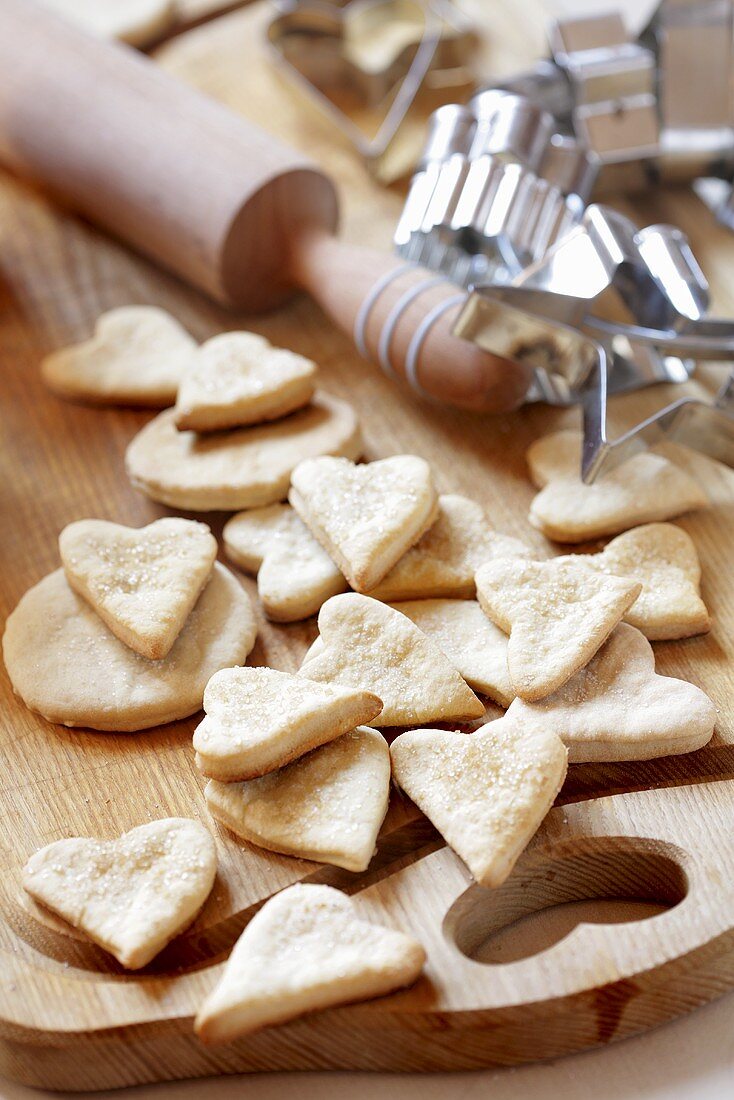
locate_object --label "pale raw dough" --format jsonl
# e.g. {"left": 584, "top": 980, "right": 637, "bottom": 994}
{"left": 174, "top": 332, "right": 317, "bottom": 432}
{"left": 41, "top": 306, "right": 196, "bottom": 407}
{"left": 59, "top": 517, "right": 217, "bottom": 659}
{"left": 126, "top": 392, "right": 361, "bottom": 511}
{"left": 205, "top": 727, "right": 390, "bottom": 871}
{"left": 507, "top": 623, "right": 717, "bottom": 762}
{"left": 23, "top": 819, "right": 216, "bottom": 969}
{"left": 576, "top": 523, "right": 710, "bottom": 640}
{"left": 223, "top": 504, "right": 347, "bottom": 622}
{"left": 475, "top": 557, "right": 641, "bottom": 701}
{"left": 2, "top": 564, "right": 257, "bottom": 732}
{"left": 289, "top": 455, "right": 439, "bottom": 592}
{"left": 194, "top": 666, "right": 383, "bottom": 782}
{"left": 391, "top": 599, "right": 515, "bottom": 707}
{"left": 299, "top": 593, "right": 484, "bottom": 727}
{"left": 39, "top": 0, "right": 175, "bottom": 47}
{"left": 368, "top": 494, "right": 532, "bottom": 601}
{"left": 390, "top": 715, "right": 567, "bottom": 888}
{"left": 194, "top": 883, "right": 425, "bottom": 1044}
{"left": 527, "top": 430, "right": 708, "bottom": 542}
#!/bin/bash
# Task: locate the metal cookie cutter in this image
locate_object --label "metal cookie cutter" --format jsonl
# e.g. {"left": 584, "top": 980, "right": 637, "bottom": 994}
{"left": 454, "top": 205, "right": 734, "bottom": 481}
{"left": 266, "top": 0, "right": 478, "bottom": 181}
{"left": 394, "top": 89, "right": 597, "bottom": 286}
{"left": 489, "top": 0, "right": 734, "bottom": 216}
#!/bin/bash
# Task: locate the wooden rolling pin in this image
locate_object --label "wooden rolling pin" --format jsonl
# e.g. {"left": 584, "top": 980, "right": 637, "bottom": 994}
{"left": 0, "top": 0, "right": 530, "bottom": 412}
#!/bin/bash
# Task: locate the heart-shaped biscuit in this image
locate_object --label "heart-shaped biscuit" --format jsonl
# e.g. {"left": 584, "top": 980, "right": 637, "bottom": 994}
{"left": 223, "top": 504, "right": 347, "bottom": 622}
{"left": 174, "top": 332, "right": 317, "bottom": 432}
{"left": 299, "top": 594, "right": 484, "bottom": 727}
{"left": 126, "top": 392, "right": 361, "bottom": 511}
{"left": 194, "top": 883, "right": 425, "bottom": 1044}
{"left": 42, "top": 0, "right": 175, "bottom": 46}
{"left": 41, "top": 306, "right": 197, "bottom": 407}
{"left": 59, "top": 517, "right": 217, "bottom": 659}
{"left": 507, "top": 623, "right": 717, "bottom": 762}
{"left": 289, "top": 455, "right": 439, "bottom": 592}
{"left": 194, "top": 666, "right": 383, "bottom": 782}
{"left": 391, "top": 599, "right": 514, "bottom": 707}
{"left": 475, "top": 557, "right": 641, "bottom": 701}
{"left": 526, "top": 430, "right": 708, "bottom": 542}
{"left": 367, "top": 494, "right": 533, "bottom": 601}
{"left": 578, "top": 523, "right": 710, "bottom": 640}
{"left": 23, "top": 819, "right": 217, "bottom": 969}
{"left": 390, "top": 715, "right": 567, "bottom": 888}
{"left": 205, "top": 726, "right": 390, "bottom": 871}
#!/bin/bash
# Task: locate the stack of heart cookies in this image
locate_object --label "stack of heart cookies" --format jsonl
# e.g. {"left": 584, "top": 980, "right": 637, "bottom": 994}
{"left": 3, "top": 517, "right": 257, "bottom": 731}
{"left": 41, "top": 306, "right": 363, "bottom": 511}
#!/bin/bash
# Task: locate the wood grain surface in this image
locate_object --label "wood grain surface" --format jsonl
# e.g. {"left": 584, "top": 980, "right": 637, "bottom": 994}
{"left": 2, "top": 0, "right": 734, "bottom": 1090}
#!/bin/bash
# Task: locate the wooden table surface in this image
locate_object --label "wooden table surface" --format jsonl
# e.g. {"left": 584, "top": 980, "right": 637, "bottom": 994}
{"left": 2, "top": 0, "right": 734, "bottom": 1093}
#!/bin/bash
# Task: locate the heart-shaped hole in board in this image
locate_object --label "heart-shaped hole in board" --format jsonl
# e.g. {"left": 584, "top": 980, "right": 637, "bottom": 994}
{"left": 445, "top": 837, "right": 688, "bottom": 966}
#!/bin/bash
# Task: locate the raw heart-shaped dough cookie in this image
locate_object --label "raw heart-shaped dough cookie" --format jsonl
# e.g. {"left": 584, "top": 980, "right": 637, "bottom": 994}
{"left": 194, "top": 666, "right": 383, "bottom": 782}
{"left": 41, "top": 306, "right": 197, "bottom": 407}
{"left": 526, "top": 430, "right": 708, "bottom": 542}
{"left": 223, "top": 504, "right": 347, "bottom": 622}
{"left": 475, "top": 557, "right": 641, "bottom": 701}
{"left": 289, "top": 455, "right": 439, "bottom": 592}
{"left": 3, "top": 563, "right": 257, "bottom": 732}
{"left": 507, "top": 623, "right": 717, "bottom": 762}
{"left": 205, "top": 726, "right": 390, "bottom": 871}
{"left": 126, "top": 392, "right": 361, "bottom": 511}
{"left": 578, "top": 523, "right": 710, "bottom": 640}
{"left": 391, "top": 599, "right": 515, "bottom": 707}
{"left": 59, "top": 517, "right": 217, "bottom": 659}
{"left": 390, "top": 716, "right": 567, "bottom": 888}
{"left": 299, "top": 594, "right": 484, "bottom": 726}
{"left": 366, "top": 494, "right": 533, "bottom": 601}
{"left": 174, "top": 332, "right": 317, "bottom": 432}
{"left": 23, "top": 819, "right": 216, "bottom": 969}
{"left": 194, "top": 883, "right": 425, "bottom": 1044}
{"left": 40, "top": 0, "right": 175, "bottom": 46}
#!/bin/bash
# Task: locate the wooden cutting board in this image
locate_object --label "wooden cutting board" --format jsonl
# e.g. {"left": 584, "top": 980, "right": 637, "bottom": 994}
{"left": 2, "top": 1, "right": 734, "bottom": 1090}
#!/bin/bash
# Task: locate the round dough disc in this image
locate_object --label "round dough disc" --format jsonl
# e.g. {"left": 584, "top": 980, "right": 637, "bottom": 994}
{"left": 3, "top": 564, "right": 257, "bottom": 732}
{"left": 125, "top": 392, "right": 362, "bottom": 511}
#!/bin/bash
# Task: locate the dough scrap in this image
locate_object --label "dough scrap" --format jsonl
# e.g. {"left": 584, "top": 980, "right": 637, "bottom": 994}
{"left": 2, "top": 564, "right": 257, "bottom": 732}
{"left": 527, "top": 430, "right": 708, "bottom": 542}
{"left": 205, "top": 727, "right": 390, "bottom": 871}
{"left": 507, "top": 623, "right": 717, "bottom": 762}
{"left": 23, "top": 819, "right": 216, "bottom": 969}
{"left": 174, "top": 332, "right": 317, "bottom": 432}
{"left": 390, "top": 715, "right": 567, "bottom": 887}
{"left": 390, "top": 599, "right": 515, "bottom": 707}
{"left": 41, "top": 306, "right": 196, "bottom": 407}
{"left": 194, "top": 883, "right": 425, "bottom": 1044}
{"left": 577, "top": 523, "right": 710, "bottom": 640}
{"left": 194, "top": 666, "right": 383, "bottom": 782}
{"left": 290, "top": 455, "right": 439, "bottom": 592}
{"left": 368, "top": 494, "right": 532, "bottom": 601}
{"left": 299, "top": 593, "right": 484, "bottom": 727}
{"left": 223, "top": 504, "right": 347, "bottom": 622}
{"left": 475, "top": 557, "right": 641, "bottom": 701}
{"left": 126, "top": 392, "right": 361, "bottom": 512}
{"left": 60, "top": 517, "right": 217, "bottom": 659}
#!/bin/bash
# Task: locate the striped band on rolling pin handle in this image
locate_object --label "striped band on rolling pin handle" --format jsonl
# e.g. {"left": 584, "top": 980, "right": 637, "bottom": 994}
{"left": 405, "top": 292, "right": 467, "bottom": 399}
{"left": 353, "top": 262, "right": 417, "bottom": 358}
{"left": 377, "top": 274, "right": 445, "bottom": 378}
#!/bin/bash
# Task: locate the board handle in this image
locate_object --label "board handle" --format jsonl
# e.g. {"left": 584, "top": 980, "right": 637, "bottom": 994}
{"left": 290, "top": 231, "right": 533, "bottom": 412}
